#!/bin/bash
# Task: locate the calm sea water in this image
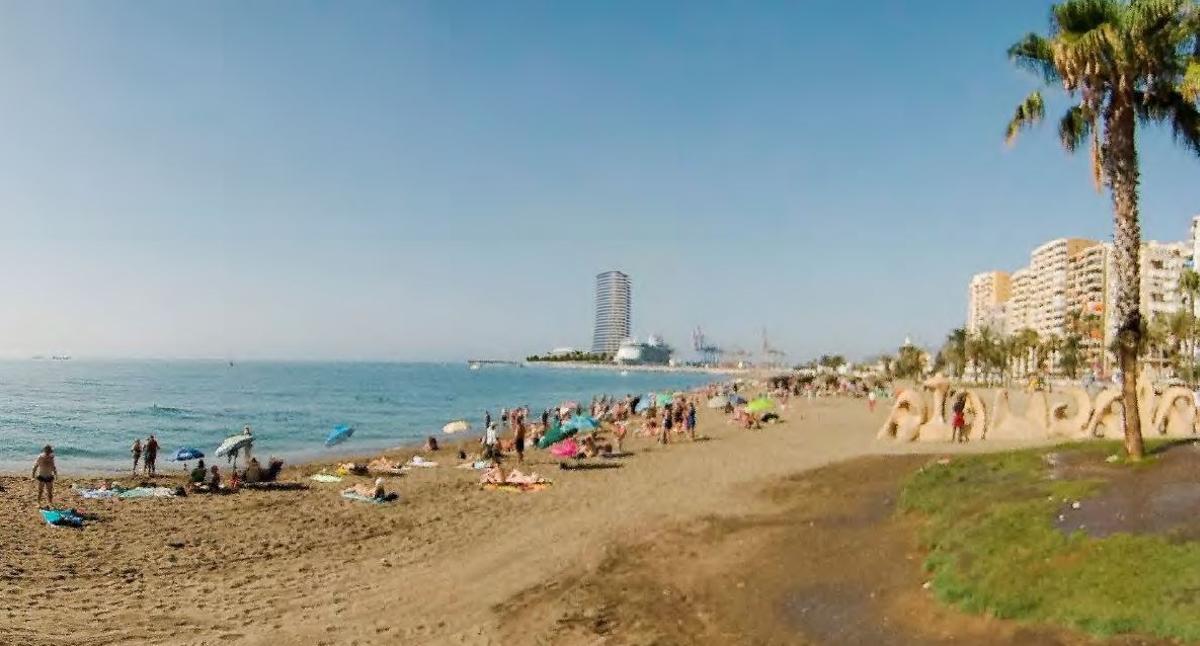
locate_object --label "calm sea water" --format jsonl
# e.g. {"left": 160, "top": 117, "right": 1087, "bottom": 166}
{"left": 0, "top": 360, "right": 718, "bottom": 473}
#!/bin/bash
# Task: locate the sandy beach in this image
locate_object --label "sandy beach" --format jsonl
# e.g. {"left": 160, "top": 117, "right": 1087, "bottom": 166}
{"left": 2, "top": 391, "right": 1059, "bottom": 645}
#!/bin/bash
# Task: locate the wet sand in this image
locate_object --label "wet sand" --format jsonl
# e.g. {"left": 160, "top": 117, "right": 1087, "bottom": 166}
{"left": 2, "top": 393, "right": 1060, "bottom": 645}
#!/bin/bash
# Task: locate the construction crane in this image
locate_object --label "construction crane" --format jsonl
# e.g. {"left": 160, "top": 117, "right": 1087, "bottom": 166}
{"left": 761, "top": 327, "right": 787, "bottom": 367}
{"left": 692, "top": 326, "right": 722, "bottom": 365}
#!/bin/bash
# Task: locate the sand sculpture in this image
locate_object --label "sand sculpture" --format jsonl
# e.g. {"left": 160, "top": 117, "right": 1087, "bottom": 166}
{"left": 878, "top": 375, "right": 1198, "bottom": 443}
{"left": 987, "top": 389, "right": 1045, "bottom": 440}
{"left": 877, "top": 374, "right": 988, "bottom": 442}
{"left": 876, "top": 388, "right": 925, "bottom": 441}
{"left": 1048, "top": 388, "right": 1093, "bottom": 438}
{"left": 1150, "top": 387, "right": 1197, "bottom": 437}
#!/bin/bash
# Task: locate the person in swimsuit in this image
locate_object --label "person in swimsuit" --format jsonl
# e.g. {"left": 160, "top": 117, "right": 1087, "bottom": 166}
{"left": 514, "top": 413, "right": 527, "bottom": 464}
{"left": 144, "top": 435, "right": 159, "bottom": 477}
{"left": 131, "top": 438, "right": 142, "bottom": 475}
{"left": 686, "top": 402, "right": 697, "bottom": 441}
{"left": 32, "top": 445, "right": 57, "bottom": 507}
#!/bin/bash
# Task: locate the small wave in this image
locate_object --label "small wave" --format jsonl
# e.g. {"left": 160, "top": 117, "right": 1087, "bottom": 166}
{"left": 47, "top": 445, "right": 108, "bottom": 458}
{"left": 144, "top": 405, "right": 203, "bottom": 420}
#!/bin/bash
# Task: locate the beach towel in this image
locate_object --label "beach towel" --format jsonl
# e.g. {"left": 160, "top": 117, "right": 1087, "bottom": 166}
{"left": 405, "top": 456, "right": 438, "bottom": 468}
{"left": 340, "top": 490, "right": 398, "bottom": 504}
{"left": 117, "top": 487, "right": 177, "bottom": 499}
{"left": 309, "top": 473, "right": 342, "bottom": 483}
{"left": 41, "top": 509, "right": 85, "bottom": 527}
{"left": 72, "top": 485, "right": 126, "bottom": 499}
{"left": 455, "top": 460, "right": 490, "bottom": 470}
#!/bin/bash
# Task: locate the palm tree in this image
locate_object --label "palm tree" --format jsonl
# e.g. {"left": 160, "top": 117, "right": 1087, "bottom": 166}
{"left": 1004, "top": 0, "right": 1200, "bottom": 460}
{"left": 942, "top": 328, "right": 969, "bottom": 379}
{"left": 1180, "top": 267, "right": 1200, "bottom": 380}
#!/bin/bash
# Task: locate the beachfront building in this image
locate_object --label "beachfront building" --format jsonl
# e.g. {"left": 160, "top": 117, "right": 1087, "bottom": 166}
{"left": 966, "top": 219, "right": 1198, "bottom": 377}
{"left": 1005, "top": 268, "right": 1034, "bottom": 336}
{"left": 1067, "top": 243, "right": 1111, "bottom": 371}
{"left": 592, "top": 270, "right": 632, "bottom": 354}
{"left": 967, "top": 271, "right": 1011, "bottom": 334}
{"left": 1141, "top": 241, "right": 1190, "bottom": 320}
{"left": 1029, "top": 238, "right": 1099, "bottom": 338}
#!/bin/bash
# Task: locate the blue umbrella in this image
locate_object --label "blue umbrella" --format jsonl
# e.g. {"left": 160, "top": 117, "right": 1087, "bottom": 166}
{"left": 325, "top": 425, "right": 354, "bottom": 447}
{"left": 173, "top": 447, "right": 204, "bottom": 462}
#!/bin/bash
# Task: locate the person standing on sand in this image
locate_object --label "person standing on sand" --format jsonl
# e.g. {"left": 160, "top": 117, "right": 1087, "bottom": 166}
{"left": 144, "top": 434, "right": 159, "bottom": 477}
{"left": 32, "top": 445, "right": 57, "bottom": 507}
{"left": 131, "top": 438, "right": 143, "bottom": 475}
{"left": 867, "top": 389, "right": 877, "bottom": 413}
{"left": 514, "top": 413, "right": 527, "bottom": 464}
{"left": 686, "top": 402, "right": 697, "bottom": 441}
{"left": 661, "top": 404, "right": 673, "bottom": 445}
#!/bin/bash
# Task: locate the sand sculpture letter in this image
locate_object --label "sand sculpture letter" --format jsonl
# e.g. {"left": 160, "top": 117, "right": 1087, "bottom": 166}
{"left": 1151, "top": 387, "right": 1197, "bottom": 438}
{"left": 916, "top": 374, "right": 955, "bottom": 442}
{"left": 1085, "top": 388, "right": 1124, "bottom": 438}
{"left": 876, "top": 389, "right": 925, "bottom": 442}
{"left": 1048, "top": 388, "right": 1093, "bottom": 438}
{"left": 988, "top": 389, "right": 1045, "bottom": 440}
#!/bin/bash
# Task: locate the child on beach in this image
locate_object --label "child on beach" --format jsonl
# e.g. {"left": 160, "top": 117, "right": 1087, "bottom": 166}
{"left": 868, "top": 390, "right": 877, "bottom": 412}
{"left": 951, "top": 397, "right": 967, "bottom": 443}
{"left": 32, "top": 445, "right": 57, "bottom": 507}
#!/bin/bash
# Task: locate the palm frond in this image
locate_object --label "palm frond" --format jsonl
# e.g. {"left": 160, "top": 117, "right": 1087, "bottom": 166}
{"left": 1053, "top": 0, "right": 1124, "bottom": 37}
{"left": 1136, "top": 88, "right": 1200, "bottom": 155}
{"left": 1058, "top": 104, "right": 1096, "bottom": 152}
{"left": 1184, "top": 60, "right": 1200, "bottom": 101}
{"left": 1008, "top": 33, "right": 1061, "bottom": 83}
{"left": 1005, "top": 91, "right": 1046, "bottom": 145}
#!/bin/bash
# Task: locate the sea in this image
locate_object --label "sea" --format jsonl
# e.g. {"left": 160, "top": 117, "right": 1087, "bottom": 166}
{"left": 0, "top": 360, "right": 720, "bottom": 473}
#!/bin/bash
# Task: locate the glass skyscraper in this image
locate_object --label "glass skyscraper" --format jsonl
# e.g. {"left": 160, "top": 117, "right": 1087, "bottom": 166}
{"left": 592, "top": 270, "right": 631, "bottom": 353}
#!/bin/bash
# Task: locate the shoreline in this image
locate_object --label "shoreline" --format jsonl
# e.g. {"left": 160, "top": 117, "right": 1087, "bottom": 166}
{"left": 523, "top": 361, "right": 747, "bottom": 375}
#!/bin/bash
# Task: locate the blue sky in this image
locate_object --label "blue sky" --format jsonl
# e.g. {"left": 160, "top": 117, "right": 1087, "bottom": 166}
{"left": 0, "top": 1, "right": 1196, "bottom": 361}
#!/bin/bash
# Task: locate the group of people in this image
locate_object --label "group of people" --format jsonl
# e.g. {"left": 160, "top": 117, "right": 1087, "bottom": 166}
{"left": 130, "top": 435, "right": 160, "bottom": 476}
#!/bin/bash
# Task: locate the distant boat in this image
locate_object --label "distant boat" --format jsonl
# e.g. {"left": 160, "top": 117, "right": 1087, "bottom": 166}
{"left": 469, "top": 362, "right": 481, "bottom": 370}
{"left": 51, "top": 355, "right": 71, "bottom": 361}
{"left": 620, "top": 370, "right": 630, "bottom": 376}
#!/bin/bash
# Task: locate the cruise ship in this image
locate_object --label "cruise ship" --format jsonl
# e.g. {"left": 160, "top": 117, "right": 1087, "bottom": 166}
{"left": 613, "top": 336, "right": 672, "bottom": 366}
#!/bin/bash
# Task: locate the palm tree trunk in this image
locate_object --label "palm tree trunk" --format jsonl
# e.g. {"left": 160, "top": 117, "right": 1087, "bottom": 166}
{"left": 1106, "top": 92, "right": 1145, "bottom": 461}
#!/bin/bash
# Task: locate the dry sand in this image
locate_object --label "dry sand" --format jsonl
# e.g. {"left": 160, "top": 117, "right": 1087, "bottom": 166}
{"left": 2, "top": 393, "right": 1058, "bottom": 645}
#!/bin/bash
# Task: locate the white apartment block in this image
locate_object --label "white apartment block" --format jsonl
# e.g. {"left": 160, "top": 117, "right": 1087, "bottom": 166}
{"left": 1029, "top": 238, "right": 1099, "bottom": 338}
{"left": 1005, "top": 268, "right": 1034, "bottom": 335}
{"left": 1141, "top": 241, "right": 1190, "bottom": 319}
{"left": 967, "top": 271, "right": 1011, "bottom": 333}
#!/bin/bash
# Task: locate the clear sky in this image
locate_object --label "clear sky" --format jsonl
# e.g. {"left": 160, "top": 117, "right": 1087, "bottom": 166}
{"left": 0, "top": 1, "right": 1196, "bottom": 362}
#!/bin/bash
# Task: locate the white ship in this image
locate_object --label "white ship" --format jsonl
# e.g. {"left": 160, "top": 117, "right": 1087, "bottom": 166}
{"left": 613, "top": 335, "right": 672, "bottom": 366}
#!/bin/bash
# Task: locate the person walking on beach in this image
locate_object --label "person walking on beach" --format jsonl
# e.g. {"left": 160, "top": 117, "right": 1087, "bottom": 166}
{"left": 686, "top": 402, "right": 697, "bottom": 441}
{"left": 32, "top": 445, "right": 57, "bottom": 508}
{"left": 144, "top": 434, "right": 159, "bottom": 477}
{"left": 867, "top": 389, "right": 877, "bottom": 413}
{"left": 661, "top": 404, "right": 673, "bottom": 445}
{"left": 130, "top": 438, "right": 143, "bottom": 475}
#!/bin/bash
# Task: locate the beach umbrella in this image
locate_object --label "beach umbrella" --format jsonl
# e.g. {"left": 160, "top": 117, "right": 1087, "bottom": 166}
{"left": 325, "top": 425, "right": 354, "bottom": 447}
{"left": 655, "top": 393, "right": 674, "bottom": 407}
{"left": 172, "top": 447, "right": 204, "bottom": 462}
{"left": 746, "top": 398, "right": 775, "bottom": 413}
{"left": 706, "top": 395, "right": 730, "bottom": 409}
{"left": 442, "top": 419, "right": 470, "bottom": 434}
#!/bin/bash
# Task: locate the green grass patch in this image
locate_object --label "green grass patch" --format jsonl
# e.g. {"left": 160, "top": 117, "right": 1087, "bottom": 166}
{"left": 900, "top": 446, "right": 1200, "bottom": 640}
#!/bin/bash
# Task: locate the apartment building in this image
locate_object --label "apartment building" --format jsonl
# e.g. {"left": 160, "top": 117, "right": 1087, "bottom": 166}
{"left": 1067, "top": 243, "right": 1111, "bottom": 370}
{"left": 1029, "top": 238, "right": 1099, "bottom": 338}
{"left": 966, "top": 271, "right": 1011, "bottom": 333}
{"left": 1005, "top": 268, "right": 1034, "bottom": 335}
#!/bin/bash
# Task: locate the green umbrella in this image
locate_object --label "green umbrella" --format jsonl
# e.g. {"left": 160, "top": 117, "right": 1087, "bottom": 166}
{"left": 655, "top": 393, "right": 674, "bottom": 407}
{"left": 746, "top": 397, "right": 775, "bottom": 413}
